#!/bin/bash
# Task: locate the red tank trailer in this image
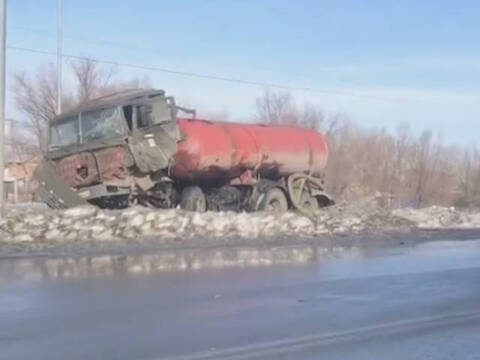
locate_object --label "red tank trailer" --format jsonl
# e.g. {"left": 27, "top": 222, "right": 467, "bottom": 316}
{"left": 172, "top": 118, "right": 333, "bottom": 213}
{"left": 36, "top": 89, "right": 334, "bottom": 213}
{"left": 173, "top": 118, "right": 329, "bottom": 180}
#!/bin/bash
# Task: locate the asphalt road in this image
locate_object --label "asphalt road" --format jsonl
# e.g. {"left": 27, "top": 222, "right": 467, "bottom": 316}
{"left": 1, "top": 239, "right": 480, "bottom": 359}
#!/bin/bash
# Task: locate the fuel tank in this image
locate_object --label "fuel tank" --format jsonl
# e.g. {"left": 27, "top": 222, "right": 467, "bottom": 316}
{"left": 172, "top": 118, "right": 329, "bottom": 180}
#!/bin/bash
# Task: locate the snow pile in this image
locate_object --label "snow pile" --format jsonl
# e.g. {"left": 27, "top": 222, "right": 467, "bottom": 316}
{"left": 0, "top": 200, "right": 418, "bottom": 243}
{"left": 4, "top": 199, "right": 480, "bottom": 244}
{"left": 393, "top": 206, "right": 480, "bottom": 229}
{"left": 0, "top": 206, "right": 318, "bottom": 243}
{"left": 317, "top": 197, "right": 415, "bottom": 233}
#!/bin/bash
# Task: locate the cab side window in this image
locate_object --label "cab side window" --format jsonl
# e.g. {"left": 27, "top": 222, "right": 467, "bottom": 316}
{"left": 136, "top": 105, "right": 153, "bottom": 129}
{"left": 152, "top": 99, "right": 172, "bottom": 124}
{"left": 123, "top": 105, "right": 133, "bottom": 131}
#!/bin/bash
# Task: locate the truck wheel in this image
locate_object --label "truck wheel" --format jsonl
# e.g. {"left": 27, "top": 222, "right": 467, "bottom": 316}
{"left": 181, "top": 186, "right": 207, "bottom": 212}
{"left": 259, "top": 188, "right": 288, "bottom": 213}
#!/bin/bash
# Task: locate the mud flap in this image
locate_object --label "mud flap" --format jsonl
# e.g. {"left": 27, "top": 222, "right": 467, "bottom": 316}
{"left": 34, "top": 160, "right": 89, "bottom": 209}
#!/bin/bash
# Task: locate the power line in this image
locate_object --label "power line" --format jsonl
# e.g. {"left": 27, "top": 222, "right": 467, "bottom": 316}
{"left": 11, "top": 25, "right": 173, "bottom": 58}
{"left": 7, "top": 44, "right": 439, "bottom": 105}
{"left": 11, "top": 25, "right": 364, "bottom": 87}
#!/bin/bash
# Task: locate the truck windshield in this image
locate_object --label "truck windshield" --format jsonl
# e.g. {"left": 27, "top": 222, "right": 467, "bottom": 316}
{"left": 50, "top": 116, "right": 79, "bottom": 147}
{"left": 49, "top": 107, "right": 126, "bottom": 148}
{"left": 81, "top": 107, "right": 126, "bottom": 142}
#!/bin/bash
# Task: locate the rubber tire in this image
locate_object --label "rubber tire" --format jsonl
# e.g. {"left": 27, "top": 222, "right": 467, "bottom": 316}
{"left": 180, "top": 186, "right": 207, "bottom": 212}
{"left": 259, "top": 188, "right": 289, "bottom": 213}
{"left": 300, "top": 193, "right": 319, "bottom": 211}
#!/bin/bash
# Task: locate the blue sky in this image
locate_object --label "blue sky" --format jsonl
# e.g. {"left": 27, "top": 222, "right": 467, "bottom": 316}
{"left": 6, "top": 0, "right": 480, "bottom": 145}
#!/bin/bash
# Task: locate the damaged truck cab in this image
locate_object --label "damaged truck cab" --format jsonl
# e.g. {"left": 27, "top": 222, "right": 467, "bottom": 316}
{"left": 36, "top": 89, "right": 333, "bottom": 213}
{"left": 37, "top": 89, "right": 183, "bottom": 208}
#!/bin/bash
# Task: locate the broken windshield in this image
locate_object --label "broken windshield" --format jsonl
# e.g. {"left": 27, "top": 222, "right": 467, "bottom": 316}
{"left": 81, "top": 107, "right": 126, "bottom": 142}
{"left": 49, "top": 107, "right": 127, "bottom": 148}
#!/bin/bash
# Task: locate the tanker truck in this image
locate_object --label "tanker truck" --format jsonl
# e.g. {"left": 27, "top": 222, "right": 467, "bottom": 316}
{"left": 35, "top": 89, "right": 334, "bottom": 213}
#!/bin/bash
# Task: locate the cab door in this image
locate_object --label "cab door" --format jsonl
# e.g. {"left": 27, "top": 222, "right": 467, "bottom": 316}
{"left": 128, "top": 97, "right": 180, "bottom": 174}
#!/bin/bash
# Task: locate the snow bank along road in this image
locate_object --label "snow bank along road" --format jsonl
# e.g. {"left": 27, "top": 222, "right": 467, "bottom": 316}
{"left": 2, "top": 200, "right": 480, "bottom": 245}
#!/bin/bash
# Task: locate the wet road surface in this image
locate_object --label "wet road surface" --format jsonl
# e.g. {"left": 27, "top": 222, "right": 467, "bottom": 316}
{"left": 1, "top": 239, "right": 480, "bottom": 359}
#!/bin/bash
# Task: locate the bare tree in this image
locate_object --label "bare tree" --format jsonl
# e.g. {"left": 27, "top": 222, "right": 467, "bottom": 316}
{"left": 255, "top": 88, "right": 297, "bottom": 125}
{"left": 71, "top": 58, "right": 116, "bottom": 103}
{"left": 380, "top": 123, "right": 412, "bottom": 206}
{"left": 458, "top": 146, "right": 480, "bottom": 208}
{"left": 13, "top": 63, "right": 62, "bottom": 153}
{"left": 300, "top": 102, "right": 324, "bottom": 129}
{"left": 410, "top": 130, "right": 453, "bottom": 207}
{"left": 5, "top": 119, "right": 38, "bottom": 161}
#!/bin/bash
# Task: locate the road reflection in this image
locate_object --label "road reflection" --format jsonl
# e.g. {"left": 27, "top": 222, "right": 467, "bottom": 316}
{"left": 1, "top": 240, "right": 480, "bottom": 283}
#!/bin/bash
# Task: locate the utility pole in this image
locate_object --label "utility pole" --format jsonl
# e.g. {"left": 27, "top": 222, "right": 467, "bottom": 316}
{"left": 57, "top": 0, "right": 62, "bottom": 115}
{"left": 0, "top": 0, "right": 6, "bottom": 218}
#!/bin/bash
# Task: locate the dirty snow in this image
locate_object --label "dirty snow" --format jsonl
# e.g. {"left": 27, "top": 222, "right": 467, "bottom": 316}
{"left": 1, "top": 199, "right": 479, "bottom": 244}
{"left": 393, "top": 206, "right": 480, "bottom": 229}
{"left": 1, "top": 206, "right": 319, "bottom": 243}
